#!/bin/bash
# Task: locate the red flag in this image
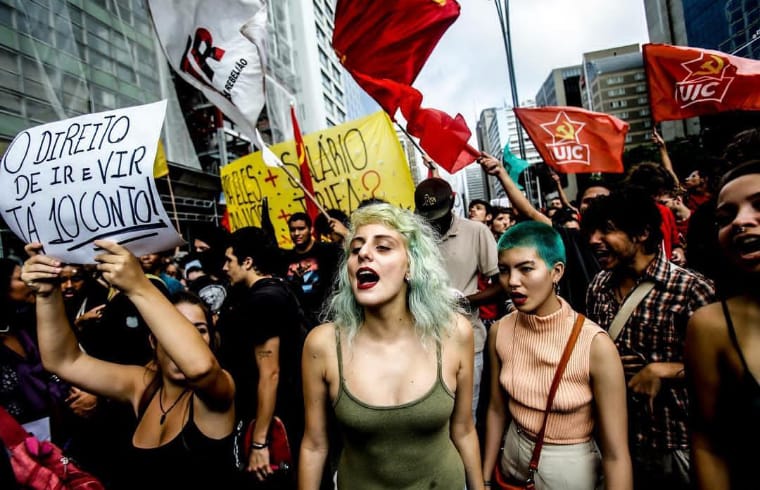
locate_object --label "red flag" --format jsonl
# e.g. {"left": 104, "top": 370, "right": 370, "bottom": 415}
{"left": 332, "top": 0, "right": 479, "bottom": 174}
{"left": 332, "top": 0, "right": 460, "bottom": 115}
{"left": 220, "top": 208, "right": 231, "bottom": 232}
{"left": 644, "top": 43, "right": 760, "bottom": 123}
{"left": 291, "top": 105, "right": 319, "bottom": 223}
{"left": 513, "top": 106, "right": 629, "bottom": 174}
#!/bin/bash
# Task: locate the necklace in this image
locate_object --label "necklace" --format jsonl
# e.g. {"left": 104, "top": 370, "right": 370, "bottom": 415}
{"left": 158, "top": 385, "right": 189, "bottom": 425}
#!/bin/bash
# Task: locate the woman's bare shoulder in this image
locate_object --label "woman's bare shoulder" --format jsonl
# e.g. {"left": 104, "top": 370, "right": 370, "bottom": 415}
{"left": 688, "top": 301, "right": 727, "bottom": 334}
{"left": 304, "top": 323, "right": 338, "bottom": 355}
{"left": 442, "top": 313, "right": 474, "bottom": 349}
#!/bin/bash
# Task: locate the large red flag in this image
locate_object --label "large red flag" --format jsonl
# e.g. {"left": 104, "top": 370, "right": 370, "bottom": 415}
{"left": 332, "top": 0, "right": 460, "bottom": 115}
{"left": 291, "top": 105, "right": 319, "bottom": 224}
{"left": 644, "top": 43, "right": 760, "bottom": 123}
{"left": 332, "top": 0, "right": 479, "bottom": 173}
{"left": 513, "top": 107, "right": 629, "bottom": 174}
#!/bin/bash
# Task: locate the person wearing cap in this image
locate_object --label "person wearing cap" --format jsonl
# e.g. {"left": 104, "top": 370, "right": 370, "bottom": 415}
{"left": 414, "top": 177, "right": 501, "bottom": 424}
{"left": 182, "top": 255, "right": 228, "bottom": 324}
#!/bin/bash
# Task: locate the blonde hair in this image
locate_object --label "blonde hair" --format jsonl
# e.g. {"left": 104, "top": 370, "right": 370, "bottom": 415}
{"left": 325, "top": 203, "right": 457, "bottom": 343}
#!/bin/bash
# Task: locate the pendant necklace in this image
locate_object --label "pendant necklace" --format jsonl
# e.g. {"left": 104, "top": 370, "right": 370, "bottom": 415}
{"left": 158, "top": 385, "right": 190, "bottom": 425}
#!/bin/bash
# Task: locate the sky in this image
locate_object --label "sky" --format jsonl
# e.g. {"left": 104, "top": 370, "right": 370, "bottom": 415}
{"left": 412, "top": 0, "right": 651, "bottom": 145}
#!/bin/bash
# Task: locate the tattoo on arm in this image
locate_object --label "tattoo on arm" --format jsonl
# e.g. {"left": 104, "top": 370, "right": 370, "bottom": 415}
{"left": 256, "top": 349, "right": 274, "bottom": 359}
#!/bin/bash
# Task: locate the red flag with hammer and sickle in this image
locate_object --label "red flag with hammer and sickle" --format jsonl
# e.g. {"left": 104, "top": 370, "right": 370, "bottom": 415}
{"left": 644, "top": 43, "right": 760, "bottom": 123}
{"left": 514, "top": 106, "right": 629, "bottom": 174}
{"left": 332, "top": 0, "right": 480, "bottom": 174}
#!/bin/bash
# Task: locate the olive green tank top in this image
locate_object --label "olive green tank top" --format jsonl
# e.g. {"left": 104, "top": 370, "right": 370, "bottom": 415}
{"left": 333, "top": 328, "right": 465, "bottom": 489}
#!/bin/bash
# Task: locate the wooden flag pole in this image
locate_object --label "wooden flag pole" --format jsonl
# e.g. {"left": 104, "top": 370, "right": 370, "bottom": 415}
{"left": 164, "top": 170, "right": 182, "bottom": 234}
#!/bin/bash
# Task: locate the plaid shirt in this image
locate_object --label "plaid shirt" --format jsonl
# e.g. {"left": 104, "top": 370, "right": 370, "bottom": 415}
{"left": 586, "top": 250, "right": 716, "bottom": 451}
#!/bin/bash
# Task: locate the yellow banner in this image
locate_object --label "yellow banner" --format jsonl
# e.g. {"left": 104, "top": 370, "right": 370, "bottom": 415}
{"left": 153, "top": 139, "right": 168, "bottom": 178}
{"left": 221, "top": 111, "right": 415, "bottom": 247}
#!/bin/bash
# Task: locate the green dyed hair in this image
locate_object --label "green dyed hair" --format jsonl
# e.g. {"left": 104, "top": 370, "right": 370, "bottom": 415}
{"left": 326, "top": 203, "right": 457, "bottom": 343}
{"left": 497, "top": 221, "right": 566, "bottom": 267}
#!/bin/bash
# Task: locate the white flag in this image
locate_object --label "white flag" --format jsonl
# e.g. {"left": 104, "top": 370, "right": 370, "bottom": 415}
{"left": 254, "top": 129, "right": 283, "bottom": 168}
{"left": 147, "top": 0, "right": 267, "bottom": 141}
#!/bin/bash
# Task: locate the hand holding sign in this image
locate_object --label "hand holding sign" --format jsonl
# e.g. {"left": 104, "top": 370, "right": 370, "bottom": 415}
{"left": 93, "top": 240, "right": 153, "bottom": 295}
{"left": 0, "top": 101, "right": 183, "bottom": 263}
{"left": 21, "top": 242, "right": 62, "bottom": 298}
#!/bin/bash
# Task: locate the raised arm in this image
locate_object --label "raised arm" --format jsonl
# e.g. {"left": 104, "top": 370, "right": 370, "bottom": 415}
{"left": 422, "top": 154, "right": 441, "bottom": 178}
{"left": 652, "top": 129, "right": 681, "bottom": 192}
{"left": 93, "top": 240, "right": 233, "bottom": 406}
{"left": 590, "top": 331, "right": 633, "bottom": 490}
{"left": 22, "top": 243, "right": 143, "bottom": 404}
{"left": 477, "top": 153, "right": 551, "bottom": 225}
{"left": 550, "top": 169, "right": 580, "bottom": 217}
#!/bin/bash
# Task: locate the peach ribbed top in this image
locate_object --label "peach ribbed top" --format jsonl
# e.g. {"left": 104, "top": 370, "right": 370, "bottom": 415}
{"left": 496, "top": 297, "right": 605, "bottom": 444}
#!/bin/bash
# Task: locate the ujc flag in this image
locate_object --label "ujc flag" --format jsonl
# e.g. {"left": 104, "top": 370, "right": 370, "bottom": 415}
{"left": 644, "top": 43, "right": 760, "bottom": 122}
{"left": 514, "top": 106, "right": 628, "bottom": 174}
{"left": 147, "top": 0, "right": 267, "bottom": 140}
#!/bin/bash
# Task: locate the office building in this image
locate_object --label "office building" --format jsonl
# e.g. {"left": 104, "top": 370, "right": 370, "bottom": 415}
{"left": 581, "top": 44, "right": 652, "bottom": 147}
{"left": 643, "top": 0, "right": 759, "bottom": 140}
{"left": 0, "top": 0, "right": 366, "bottom": 256}
{"left": 0, "top": 0, "right": 225, "bottom": 254}
{"left": 535, "top": 65, "right": 584, "bottom": 108}
{"left": 475, "top": 103, "right": 548, "bottom": 206}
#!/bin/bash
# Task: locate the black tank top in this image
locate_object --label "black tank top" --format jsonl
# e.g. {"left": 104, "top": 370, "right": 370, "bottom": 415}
{"left": 717, "top": 299, "right": 760, "bottom": 488}
{"left": 115, "top": 393, "right": 239, "bottom": 490}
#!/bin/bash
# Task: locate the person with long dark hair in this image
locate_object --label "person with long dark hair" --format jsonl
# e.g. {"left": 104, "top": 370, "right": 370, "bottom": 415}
{"left": 21, "top": 241, "right": 239, "bottom": 489}
{"left": 685, "top": 160, "right": 760, "bottom": 489}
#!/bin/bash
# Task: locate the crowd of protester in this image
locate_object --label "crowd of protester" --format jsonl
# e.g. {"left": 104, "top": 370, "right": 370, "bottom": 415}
{"left": 0, "top": 126, "right": 758, "bottom": 489}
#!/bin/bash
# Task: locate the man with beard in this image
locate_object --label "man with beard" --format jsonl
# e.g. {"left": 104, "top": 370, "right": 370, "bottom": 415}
{"left": 581, "top": 189, "right": 715, "bottom": 490}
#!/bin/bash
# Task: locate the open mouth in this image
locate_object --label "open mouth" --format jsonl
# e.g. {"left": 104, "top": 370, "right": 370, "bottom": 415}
{"left": 733, "top": 234, "right": 760, "bottom": 258}
{"left": 356, "top": 268, "right": 379, "bottom": 290}
{"left": 592, "top": 247, "right": 612, "bottom": 264}
{"left": 510, "top": 292, "right": 527, "bottom": 306}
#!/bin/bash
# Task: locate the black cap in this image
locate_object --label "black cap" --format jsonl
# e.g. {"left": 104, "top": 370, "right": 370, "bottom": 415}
{"left": 414, "top": 178, "right": 453, "bottom": 221}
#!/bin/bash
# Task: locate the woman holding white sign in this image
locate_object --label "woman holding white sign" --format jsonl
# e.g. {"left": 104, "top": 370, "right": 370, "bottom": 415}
{"left": 21, "top": 241, "right": 240, "bottom": 490}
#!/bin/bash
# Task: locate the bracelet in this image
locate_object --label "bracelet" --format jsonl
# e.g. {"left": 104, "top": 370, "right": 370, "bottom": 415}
{"left": 250, "top": 440, "right": 268, "bottom": 450}
{"left": 484, "top": 481, "right": 492, "bottom": 487}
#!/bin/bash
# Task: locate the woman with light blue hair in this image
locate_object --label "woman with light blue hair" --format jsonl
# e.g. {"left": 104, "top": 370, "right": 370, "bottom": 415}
{"left": 299, "top": 203, "right": 485, "bottom": 490}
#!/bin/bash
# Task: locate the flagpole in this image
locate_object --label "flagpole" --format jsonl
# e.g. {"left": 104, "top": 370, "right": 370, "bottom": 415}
{"left": 276, "top": 161, "right": 330, "bottom": 218}
{"left": 395, "top": 122, "right": 426, "bottom": 155}
{"left": 163, "top": 171, "right": 182, "bottom": 234}
{"left": 494, "top": 0, "right": 539, "bottom": 208}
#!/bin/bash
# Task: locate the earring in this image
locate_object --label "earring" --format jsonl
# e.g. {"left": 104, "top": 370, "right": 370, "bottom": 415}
{"left": 404, "top": 273, "right": 410, "bottom": 283}
{"left": 553, "top": 281, "right": 560, "bottom": 295}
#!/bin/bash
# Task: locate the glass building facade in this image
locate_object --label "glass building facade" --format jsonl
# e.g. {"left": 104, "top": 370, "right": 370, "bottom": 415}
{"left": 682, "top": 0, "right": 759, "bottom": 59}
{"left": 0, "top": 0, "right": 162, "bottom": 146}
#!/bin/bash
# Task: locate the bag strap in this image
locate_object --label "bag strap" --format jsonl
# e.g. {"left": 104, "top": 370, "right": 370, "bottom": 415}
{"left": 607, "top": 281, "right": 655, "bottom": 341}
{"left": 0, "top": 405, "right": 30, "bottom": 448}
{"left": 525, "top": 313, "right": 586, "bottom": 483}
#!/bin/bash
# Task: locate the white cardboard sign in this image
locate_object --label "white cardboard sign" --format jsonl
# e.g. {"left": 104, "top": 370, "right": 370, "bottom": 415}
{"left": 0, "top": 100, "right": 183, "bottom": 264}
